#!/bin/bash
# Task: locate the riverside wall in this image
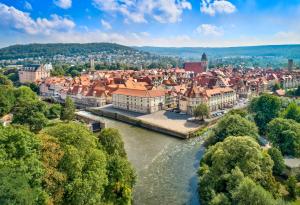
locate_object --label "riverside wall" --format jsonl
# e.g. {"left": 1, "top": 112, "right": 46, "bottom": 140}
{"left": 86, "top": 108, "right": 194, "bottom": 139}
{"left": 85, "top": 108, "right": 219, "bottom": 139}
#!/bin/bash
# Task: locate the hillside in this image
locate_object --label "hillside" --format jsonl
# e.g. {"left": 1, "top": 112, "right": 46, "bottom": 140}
{"left": 0, "top": 43, "right": 143, "bottom": 59}
{"left": 136, "top": 45, "right": 300, "bottom": 68}
{"left": 136, "top": 45, "right": 300, "bottom": 59}
{"left": 0, "top": 43, "right": 183, "bottom": 68}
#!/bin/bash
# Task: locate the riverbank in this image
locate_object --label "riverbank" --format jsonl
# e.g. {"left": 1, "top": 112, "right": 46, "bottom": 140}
{"left": 86, "top": 105, "right": 218, "bottom": 139}
{"left": 75, "top": 112, "right": 206, "bottom": 205}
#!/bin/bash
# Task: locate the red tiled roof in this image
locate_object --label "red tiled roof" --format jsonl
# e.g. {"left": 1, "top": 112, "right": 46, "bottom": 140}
{"left": 112, "top": 88, "right": 165, "bottom": 97}
{"left": 184, "top": 62, "right": 206, "bottom": 74}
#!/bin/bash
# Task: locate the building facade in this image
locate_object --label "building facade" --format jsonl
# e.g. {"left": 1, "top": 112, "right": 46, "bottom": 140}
{"left": 112, "top": 88, "right": 165, "bottom": 114}
{"left": 180, "top": 86, "right": 237, "bottom": 115}
{"left": 19, "top": 64, "right": 52, "bottom": 83}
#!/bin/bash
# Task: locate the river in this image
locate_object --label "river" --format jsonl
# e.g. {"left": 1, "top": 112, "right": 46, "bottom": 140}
{"left": 79, "top": 111, "right": 205, "bottom": 205}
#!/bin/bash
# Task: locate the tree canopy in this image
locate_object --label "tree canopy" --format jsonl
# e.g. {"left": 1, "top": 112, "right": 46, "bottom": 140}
{"left": 0, "top": 126, "right": 47, "bottom": 205}
{"left": 267, "top": 147, "right": 285, "bottom": 176}
{"left": 249, "top": 94, "right": 282, "bottom": 134}
{"left": 0, "top": 74, "right": 13, "bottom": 86}
{"left": 193, "top": 103, "right": 209, "bottom": 121}
{"left": 232, "top": 177, "right": 278, "bottom": 205}
{"left": 209, "top": 114, "right": 259, "bottom": 144}
{"left": 98, "top": 128, "right": 127, "bottom": 157}
{"left": 280, "top": 102, "right": 300, "bottom": 123}
{"left": 267, "top": 118, "right": 300, "bottom": 157}
{"left": 198, "top": 136, "right": 279, "bottom": 205}
{"left": 60, "top": 96, "right": 75, "bottom": 121}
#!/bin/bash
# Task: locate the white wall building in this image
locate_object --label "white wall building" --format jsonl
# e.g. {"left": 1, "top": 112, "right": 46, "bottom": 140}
{"left": 112, "top": 88, "right": 165, "bottom": 114}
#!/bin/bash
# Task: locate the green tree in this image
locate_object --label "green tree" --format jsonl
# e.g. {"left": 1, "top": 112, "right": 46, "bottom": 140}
{"left": 193, "top": 103, "right": 209, "bottom": 121}
{"left": 286, "top": 175, "right": 297, "bottom": 200}
{"left": 209, "top": 114, "right": 259, "bottom": 144}
{"left": 12, "top": 101, "right": 48, "bottom": 132}
{"left": 98, "top": 128, "right": 127, "bottom": 158}
{"left": 267, "top": 118, "right": 300, "bottom": 157}
{"left": 14, "top": 86, "right": 39, "bottom": 106}
{"left": 249, "top": 94, "right": 282, "bottom": 134}
{"left": 61, "top": 96, "right": 75, "bottom": 121}
{"left": 47, "top": 103, "right": 62, "bottom": 119}
{"left": 43, "top": 122, "right": 108, "bottom": 204}
{"left": 0, "top": 74, "right": 13, "bottom": 86}
{"left": 268, "top": 147, "right": 285, "bottom": 176}
{"left": 281, "top": 102, "right": 300, "bottom": 123}
{"left": 232, "top": 178, "right": 277, "bottom": 205}
{"left": 0, "top": 86, "right": 15, "bottom": 117}
{"left": 104, "top": 155, "right": 136, "bottom": 205}
{"left": 198, "top": 136, "right": 279, "bottom": 204}
{"left": 227, "top": 108, "right": 248, "bottom": 118}
{"left": 39, "top": 133, "right": 66, "bottom": 205}
{"left": 0, "top": 126, "right": 47, "bottom": 204}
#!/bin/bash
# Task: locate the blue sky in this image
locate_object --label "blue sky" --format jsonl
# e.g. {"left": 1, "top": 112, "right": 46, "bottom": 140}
{"left": 0, "top": 0, "right": 300, "bottom": 47}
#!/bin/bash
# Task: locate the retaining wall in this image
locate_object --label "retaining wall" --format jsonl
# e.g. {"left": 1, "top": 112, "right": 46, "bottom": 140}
{"left": 86, "top": 108, "right": 191, "bottom": 139}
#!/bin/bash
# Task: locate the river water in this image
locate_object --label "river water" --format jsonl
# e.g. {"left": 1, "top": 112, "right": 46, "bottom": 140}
{"left": 79, "top": 111, "right": 205, "bottom": 205}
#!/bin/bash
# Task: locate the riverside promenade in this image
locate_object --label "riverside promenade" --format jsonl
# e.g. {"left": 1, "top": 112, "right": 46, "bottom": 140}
{"left": 85, "top": 105, "right": 215, "bottom": 139}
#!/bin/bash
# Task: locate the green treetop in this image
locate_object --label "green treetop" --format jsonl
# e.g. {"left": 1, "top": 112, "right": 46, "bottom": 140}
{"left": 209, "top": 114, "right": 259, "bottom": 144}
{"left": 249, "top": 94, "right": 281, "bottom": 134}
{"left": 267, "top": 118, "right": 300, "bottom": 157}
{"left": 193, "top": 103, "right": 209, "bottom": 121}
{"left": 60, "top": 96, "right": 75, "bottom": 121}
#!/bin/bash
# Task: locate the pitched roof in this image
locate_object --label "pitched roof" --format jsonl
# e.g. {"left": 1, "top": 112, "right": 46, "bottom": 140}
{"left": 184, "top": 62, "right": 206, "bottom": 74}
{"left": 112, "top": 88, "right": 165, "bottom": 97}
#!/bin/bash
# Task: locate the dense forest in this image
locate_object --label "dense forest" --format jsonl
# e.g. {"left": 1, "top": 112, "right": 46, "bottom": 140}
{"left": 0, "top": 43, "right": 137, "bottom": 59}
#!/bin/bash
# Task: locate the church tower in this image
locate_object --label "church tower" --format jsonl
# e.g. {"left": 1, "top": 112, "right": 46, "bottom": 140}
{"left": 201, "top": 53, "right": 208, "bottom": 72}
{"left": 90, "top": 58, "right": 95, "bottom": 71}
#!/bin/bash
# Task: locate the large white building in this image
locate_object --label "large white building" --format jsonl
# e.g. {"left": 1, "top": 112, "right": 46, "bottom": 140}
{"left": 112, "top": 88, "right": 166, "bottom": 114}
{"left": 179, "top": 86, "right": 237, "bottom": 115}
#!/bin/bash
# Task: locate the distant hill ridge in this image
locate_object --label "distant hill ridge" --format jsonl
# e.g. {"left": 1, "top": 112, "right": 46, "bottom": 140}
{"left": 135, "top": 44, "right": 300, "bottom": 60}
{"left": 0, "top": 43, "right": 147, "bottom": 60}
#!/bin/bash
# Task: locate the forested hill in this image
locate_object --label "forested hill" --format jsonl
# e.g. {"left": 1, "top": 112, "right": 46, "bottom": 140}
{"left": 136, "top": 45, "right": 300, "bottom": 59}
{"left": 0, "top": 43, "right": 150, "bottom": 60}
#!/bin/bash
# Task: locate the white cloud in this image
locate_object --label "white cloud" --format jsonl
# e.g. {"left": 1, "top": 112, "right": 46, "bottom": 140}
{"left": 54, "top": 0, "right": 72, "bottom": 9}
{"left": 24, "top": 1, "right": 32, "bottom": 10}
{"left": 201, "top": 0, "right": 236, "bottom": 16}
{"left": 0, "top": 3, "right": 75, "bottom": 35}
{"left": 92, "top": 0, "right": 192, "bottom": 23}
{"left": 196, "top": 24, "right": 224, "bottom": 36}
{"left": 101, "top": 19, "right": 112, "bottom": 30}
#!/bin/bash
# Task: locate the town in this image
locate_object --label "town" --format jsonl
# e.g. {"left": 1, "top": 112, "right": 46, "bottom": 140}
{"left": 18, "top": 54, "right": 297, "bottom": 115}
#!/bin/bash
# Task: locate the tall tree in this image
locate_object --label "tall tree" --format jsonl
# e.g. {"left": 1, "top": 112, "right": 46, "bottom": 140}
{"left": 232, "top": 178, "right": 277, "bottom": 205}
{"left": 193, "top": 103, "right": 209, "bottom": 121}
{"left": 209, "top": 114, "right": 259, "bottom": 144}
{"left": 0, "top": 86, "right": 15, "bottom": 117}
{"left": 98, "top": 128, "right": 127, "bottom": 157}
{"left": 249, "top": 94, "right": 281, "bottom": 134}
{"left": 0, "top": 126, "right": 47, "bottom": 204}
{"left": 44, "top": 122, "right": 108, "bottom": 205}
{"left": 267, "top": 147, "right": 285, "bottom": 176}
{"left": 280, "top": 102, "right": 300, "bottom": 123}
{"left": 61, "top": 96, "right": 75, "bottom": 121}
{"left": 0, "top": 74, "right": 13, "bottom": 86}
{"left": 267, "top": 118, "right": 300, "bottom": 157}
{"left": 198, "top": 136, "right": 279, "bottom": 204}
{"left": 12, "top": 101, "right": 48, "bottom": 132}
